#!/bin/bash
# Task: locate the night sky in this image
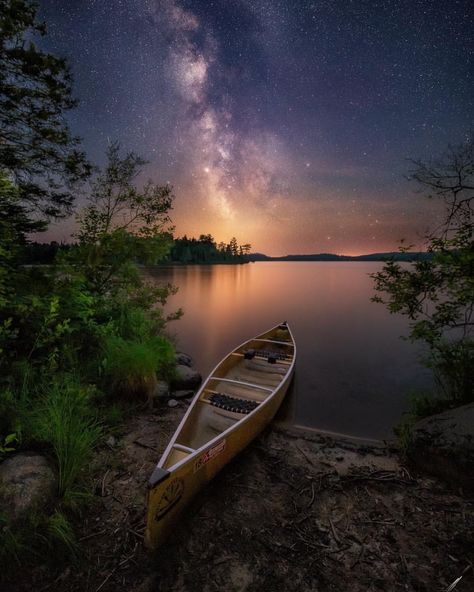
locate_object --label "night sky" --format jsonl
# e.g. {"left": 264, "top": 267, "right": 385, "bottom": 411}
{"left": 38, "top": 0, "right": 473, "bottom": 255}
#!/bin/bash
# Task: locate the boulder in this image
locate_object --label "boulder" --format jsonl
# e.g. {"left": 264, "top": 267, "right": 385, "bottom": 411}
{"left": 171, "top": 364, "right": 202, "bottom": 390}
{"left": 0, "top": 453, "right": 57, "bottom": 522}
{"left": 176, "top": 352, "right": 194, "bottom": 367}
{"left": 407, "top": 403, "right": 474, "bottom": 490}
{"left": 172, "top": 389, "right": 195, "bottom": 400}
{"left": 154, "top": 380, "right": 170, "bottom": 399}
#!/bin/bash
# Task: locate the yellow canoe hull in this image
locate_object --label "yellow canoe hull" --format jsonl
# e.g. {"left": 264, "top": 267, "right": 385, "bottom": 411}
{"left": 145, "top": 322, "right": 296, "bottom": 549}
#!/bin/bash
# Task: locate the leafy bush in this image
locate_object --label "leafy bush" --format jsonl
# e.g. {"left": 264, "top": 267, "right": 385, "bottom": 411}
{"left": 395, "top": 388, "right": 454, "bottom": 452}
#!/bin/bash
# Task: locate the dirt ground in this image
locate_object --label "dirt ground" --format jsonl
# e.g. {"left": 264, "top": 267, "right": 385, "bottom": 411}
{"left": 4, "top": 402, "right": 473, "bottom": 592}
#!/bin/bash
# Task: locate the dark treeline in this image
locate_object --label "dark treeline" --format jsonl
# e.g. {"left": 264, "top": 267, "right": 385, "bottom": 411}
{"left": 21, "top": 241, "right": 71, "bottom": 264}
{"left": 168, "top": 234, "right": 251, "bottom": 264}
{"left": 22, "top": 235, "right": 253, "bottom": 265}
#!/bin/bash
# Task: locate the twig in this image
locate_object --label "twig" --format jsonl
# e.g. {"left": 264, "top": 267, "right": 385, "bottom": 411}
{"left": 118, "top": 542, "right": 139, "bottom": 567}
{"left": 307, "top": 482, "right": 316, "bottom": 508}
{"left": 296, "top": 445, "right": 316, "bottom": 467}
{"left": 101, "top": 470, "right": 110, "bottom": 497}
{"left": 79, "top": 529, "right": 107, "bottom": 542}
{"left": 445, "top": 564, "right": 473, "bottom": 592}
{"left": 266, "top": 468, "right": 299, "bottom": 490}
{"left": 295, "top": 528, "right": 330, "bottom": 550}
{"left": 343, "top": 470, "right": 412, "bottom": 484}
{"left": 329, "top": 517, "right": 340, "bottom": 545}
{"left": 133, "top": 439, "right": 158, "bottom": 451}
{"left": 127, "top": 528, "right": 144, "bottom": 539}
{"left": 324, "top": 544, "right": 351, "bottom": 556}
{"left": 399, "top": 551, "right": 409, "bottom": 573}
{"left": 95, "top": 567, "right": 117, "bottom": 592}
{"left": 360, "top": 519, "right": 395, "bottom": 525}
{"left": 350, "top": 539, "right": 366, "bottom": 569}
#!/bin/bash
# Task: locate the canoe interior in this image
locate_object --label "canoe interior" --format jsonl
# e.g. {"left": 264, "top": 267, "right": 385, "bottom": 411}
{"left": 161, "top": 325, "right": 294, "bottom": 470}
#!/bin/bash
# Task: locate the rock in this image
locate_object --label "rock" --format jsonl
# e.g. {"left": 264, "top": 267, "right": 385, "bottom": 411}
{"left": 154, "top": 380, "right": 169, "bottom": 399}
{"left": 172, "top": 389, "right": 195, "bottom": 400}
{"left": 0, "top": 453, "right": 57, "bottom": 522}
{"left": 171, "top": 364, "right": 202, "bottom": 390}
{"left": 407, "top": 403, "right": 474, "bottom": 490}
{"left": 106, "top": 436, "right": 117, "bottom": 447}
{"left": 176, "top": 352, "right": 194, "bottom": 367}
{"left": 167, "top": 399, "right": 179, "bottom": 408}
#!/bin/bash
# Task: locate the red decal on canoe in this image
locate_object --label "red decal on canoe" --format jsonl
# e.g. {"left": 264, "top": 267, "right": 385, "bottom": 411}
{"left": 194, "top": 440, "right": 226, "bottom": 473}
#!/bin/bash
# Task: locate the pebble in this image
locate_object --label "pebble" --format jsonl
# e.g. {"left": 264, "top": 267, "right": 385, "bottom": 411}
{"left": 167, "top": 399, "right": 179, "bottom": 408}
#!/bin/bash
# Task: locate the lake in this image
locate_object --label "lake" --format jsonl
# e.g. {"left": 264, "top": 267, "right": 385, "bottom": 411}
{"left": 147, "top": 262, "right": 432, "bottom": 439}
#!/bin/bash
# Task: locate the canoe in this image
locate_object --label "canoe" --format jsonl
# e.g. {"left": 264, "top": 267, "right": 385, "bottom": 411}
{"left": 145, "top": 321, "right": 296, "bottom": 548}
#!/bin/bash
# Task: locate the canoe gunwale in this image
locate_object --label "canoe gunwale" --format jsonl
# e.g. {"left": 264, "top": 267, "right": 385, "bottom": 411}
{"left": 152, "top": 322, "right": 296, "bottom": 480}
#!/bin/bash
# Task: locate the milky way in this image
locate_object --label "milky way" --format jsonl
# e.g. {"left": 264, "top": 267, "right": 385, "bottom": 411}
{"left": 38, "top": 0, "right": 473, "bottom": 255}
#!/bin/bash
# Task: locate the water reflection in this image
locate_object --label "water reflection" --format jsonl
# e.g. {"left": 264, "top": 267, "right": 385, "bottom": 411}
{"left": 147, "top": 262, "right": 432, "bottom": 439}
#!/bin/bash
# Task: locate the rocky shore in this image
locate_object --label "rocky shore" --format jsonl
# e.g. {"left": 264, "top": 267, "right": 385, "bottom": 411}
{"left": 3, "top": 393, "right": 473, "bottom": 592}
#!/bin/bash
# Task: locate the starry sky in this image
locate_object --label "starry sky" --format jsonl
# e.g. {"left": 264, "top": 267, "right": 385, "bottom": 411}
{"left": 38, "top": 0, "right": 473, "bottom": 255}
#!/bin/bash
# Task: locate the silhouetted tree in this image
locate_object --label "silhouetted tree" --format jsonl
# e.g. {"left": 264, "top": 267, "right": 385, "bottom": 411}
{"left": 0, "top": 0, "right": 90, "bottom": 233}
{"left": 372, "top": 136, "right": 474, "bottom": 404}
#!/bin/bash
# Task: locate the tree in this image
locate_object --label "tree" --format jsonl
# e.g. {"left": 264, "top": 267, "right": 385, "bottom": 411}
{"left": 241, "top": 243, "right": 252, "bottom": 256}
{"left": 229, "top": 237, "right": 239, "bottom": 257}
{"left": 372, "top": 136, "right": 474, "bottom": 404}
{"left": 53, "top": 143, "right": 178, "bottom": 399}
{"left": 76, "top": 142, "right": 174, "bottom": 294}
{"left": 0, "top": 0, "right": 90, "bottom": 231}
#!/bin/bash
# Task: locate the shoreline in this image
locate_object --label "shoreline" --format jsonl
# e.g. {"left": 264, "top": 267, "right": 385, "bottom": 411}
{"left": 6, "top": 401, "right": 472, "bottom": 592}
{"left": 275, "top": 420, "right": 394, "bottom": 447}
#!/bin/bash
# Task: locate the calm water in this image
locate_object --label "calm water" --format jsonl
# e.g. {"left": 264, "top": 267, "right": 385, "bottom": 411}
{"left": 147, "top": 262, "right": 432, "bottom": 439}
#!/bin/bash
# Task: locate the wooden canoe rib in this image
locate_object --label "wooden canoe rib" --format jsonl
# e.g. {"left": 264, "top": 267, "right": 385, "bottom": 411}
{"left": 145, "top": 321, "right": 296, "bottom": 549}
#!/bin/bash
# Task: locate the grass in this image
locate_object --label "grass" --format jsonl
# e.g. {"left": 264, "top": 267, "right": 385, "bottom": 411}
{"left": 102, "top": 334, "right": 174, "bottom": 400}
{"left": 0, "top": 515, "right": 24, "bottom": 567}
{"left": 31, "top": 376, "right": 101, "bottom": 497}
{"left": 46, "top": 511, "right": 78, "bottom": 559}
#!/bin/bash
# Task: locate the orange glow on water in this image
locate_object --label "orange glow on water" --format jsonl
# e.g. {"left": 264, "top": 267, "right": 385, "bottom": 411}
{"left": 146, "top": 262, "right": 432, "bottom": 438}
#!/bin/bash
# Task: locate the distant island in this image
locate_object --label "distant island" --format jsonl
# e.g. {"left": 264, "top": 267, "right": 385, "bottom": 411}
{"left": 248, "top": 252, "right": 432, "bottom": 262}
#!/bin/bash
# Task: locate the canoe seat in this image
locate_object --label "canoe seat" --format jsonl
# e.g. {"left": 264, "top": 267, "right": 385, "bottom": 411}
{"left": 244, "top": 348, "right": 292, "bottom": 363}
{"left": 208, "top": 393, "right": 260, "bottom": 415}
{"left": 257, "top": 349, "right": 293, "bottom": 361}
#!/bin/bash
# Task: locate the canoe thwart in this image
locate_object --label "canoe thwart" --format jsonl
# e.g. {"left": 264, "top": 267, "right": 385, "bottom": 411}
{"left": 149, "top": 466, "right": 171, "bottom": 488}
{"left": 210, "top": 377, "right": 274, "bottom": 392}
{"left": 173, "top": 444, "right": 196, "bottom": 453}
{"left": 253, "top": 338, "right": 294, "bottom": 346}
